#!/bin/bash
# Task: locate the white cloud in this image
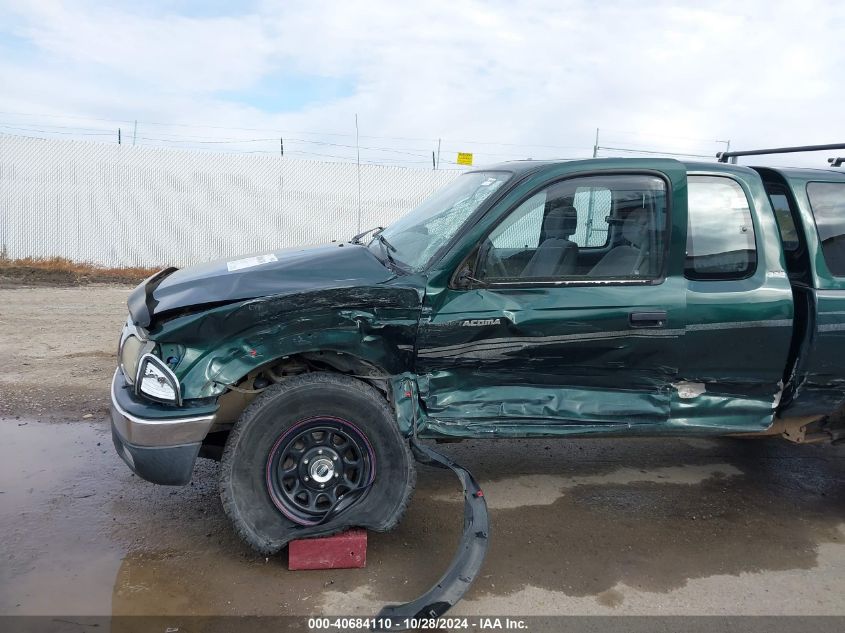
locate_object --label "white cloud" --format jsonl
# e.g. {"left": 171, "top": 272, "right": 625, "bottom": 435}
{"left": 0, "top": 0, "right": 843, "bottom": 167}
{"left": 10, "top": 1, "right": 275, "bottom": 92}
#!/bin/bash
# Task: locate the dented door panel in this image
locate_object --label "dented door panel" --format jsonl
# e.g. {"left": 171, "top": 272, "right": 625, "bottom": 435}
{"left": 680, "top": 276, "right": 794, "bottom": 432}
{"left": 415, "top": 280, "right": 687, "bottom": 436}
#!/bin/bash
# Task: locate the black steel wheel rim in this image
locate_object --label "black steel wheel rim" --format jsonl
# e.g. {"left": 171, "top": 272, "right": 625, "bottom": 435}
{"left": 265, "top": 416, "right": 375, "bottom": 525}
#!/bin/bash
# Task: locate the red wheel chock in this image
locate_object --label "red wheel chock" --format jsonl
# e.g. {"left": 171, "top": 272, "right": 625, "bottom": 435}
{"left": 288, "top": 528, "right": 368, "bottom": 570}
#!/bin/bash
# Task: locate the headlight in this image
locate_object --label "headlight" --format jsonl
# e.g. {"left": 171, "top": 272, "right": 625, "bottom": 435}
{"left": 119, "top": 322, "right": 153, "bottom": 386}
{"left": 120, "top": 335, "right": 144, "bottom": 385}
{"left": 136, "top": 354, "right": 182, "bottom": 405}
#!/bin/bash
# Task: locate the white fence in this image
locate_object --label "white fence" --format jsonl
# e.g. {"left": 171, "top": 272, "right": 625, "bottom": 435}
{"left": 0, "top": 134, "right": 460, "bottom": 268}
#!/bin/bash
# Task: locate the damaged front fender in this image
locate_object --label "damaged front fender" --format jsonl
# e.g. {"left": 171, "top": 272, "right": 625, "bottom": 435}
{"left": 146, "top": 284, "right": 423, "bottom": 402}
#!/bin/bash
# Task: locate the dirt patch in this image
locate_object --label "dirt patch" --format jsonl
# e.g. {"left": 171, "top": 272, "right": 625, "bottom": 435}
{"left": 0, "top": 256, "right": 157, "bottom": 288}
{"left": 596, "top": 589, "right": 625, "bottom": 608}
{"left": 0, "top": 285, "right": 130, "bottom": 419}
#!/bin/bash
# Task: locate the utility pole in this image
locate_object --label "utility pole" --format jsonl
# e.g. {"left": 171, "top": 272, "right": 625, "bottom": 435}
{"left": 355, "top": 114, "right": 362, "bottom": 233}
{"left": 432, "top": 151, "right": 436, "bottom": 170}
{"left": 436, "top": 138, "right": 442, "bottom": 169}
{"left": 118, "top": 128, "right": 121, "bottom": 145}
{"left": 712, "top": 139, "right": 732, "bottom": 161}
{"left": 280, "top": 137, "right": 284, "bottom": 156}
{"left": 592, "top": 128, "right": 599, "bottom": 158}
{"left": 132, "top": 120, "right": 137, "bottom": 145}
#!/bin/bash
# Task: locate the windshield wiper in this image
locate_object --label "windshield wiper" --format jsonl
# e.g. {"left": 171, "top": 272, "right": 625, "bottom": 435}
{"left": 377, "top": 232, "right": 397, "bottom": 254}
{"left": 376, "top": 233, "right": 398, "bottom": 265}
{"left": 353, "top": 227, "right": 407, "bottom": 273}
{"left": 372, "top": 233, "right": 411, "bottom": 274}
{"left": 350, "top": 226, "right": 384, "bottom": 244}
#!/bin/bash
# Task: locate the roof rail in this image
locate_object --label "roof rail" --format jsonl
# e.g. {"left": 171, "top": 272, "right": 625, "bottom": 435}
{"left": 717, "top": 143, "right": 845, "bottom": 164}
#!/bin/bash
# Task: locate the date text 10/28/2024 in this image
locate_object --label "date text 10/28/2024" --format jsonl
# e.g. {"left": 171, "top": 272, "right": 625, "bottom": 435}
{"left": 308, "top": 617, "right": 528, "bottom": 630}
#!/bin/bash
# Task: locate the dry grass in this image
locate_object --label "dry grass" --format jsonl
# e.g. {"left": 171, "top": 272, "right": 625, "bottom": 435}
{"left": 0, "top": 255, "right": 160, "bottom": 286}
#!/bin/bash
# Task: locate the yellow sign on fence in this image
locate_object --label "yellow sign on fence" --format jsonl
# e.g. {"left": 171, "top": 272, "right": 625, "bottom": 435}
{"left": 456, "top": 152, "right": 473, "bottom": 166}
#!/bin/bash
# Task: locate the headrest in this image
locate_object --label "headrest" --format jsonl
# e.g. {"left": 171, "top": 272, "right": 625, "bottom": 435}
{"left": 622, "top": 208, "right": 650, "bottom": 247}
{"left": 543, "top": 203, "right": 578, "bottom": 239}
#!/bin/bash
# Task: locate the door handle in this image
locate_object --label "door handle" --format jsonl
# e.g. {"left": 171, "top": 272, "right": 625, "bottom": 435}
{"left": 629, "top": 310, "right": 667, "bottom": 328}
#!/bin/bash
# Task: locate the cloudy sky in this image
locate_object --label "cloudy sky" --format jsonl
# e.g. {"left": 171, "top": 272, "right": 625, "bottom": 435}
{"left": 0, "top": 0, "right": 842, "bottom": 167}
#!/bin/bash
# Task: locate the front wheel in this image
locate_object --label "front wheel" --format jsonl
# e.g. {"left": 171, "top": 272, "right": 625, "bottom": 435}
{"left": 219, "top": 373, "right": 416, "bottom": 554}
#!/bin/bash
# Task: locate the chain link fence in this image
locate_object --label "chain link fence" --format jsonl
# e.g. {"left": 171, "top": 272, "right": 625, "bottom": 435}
{"left": 0, "top": 134, "right": 460, "bottom": 268}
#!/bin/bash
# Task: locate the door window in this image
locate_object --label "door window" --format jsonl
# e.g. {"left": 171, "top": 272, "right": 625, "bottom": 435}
{"left": 477, "top": 174, "right": 668, "bottom": 282}
{"left": 685, "top": 176, "right": 756, "bottom": 280}
{"left": 489, "top": 193, "right": 544, "bottom": 250}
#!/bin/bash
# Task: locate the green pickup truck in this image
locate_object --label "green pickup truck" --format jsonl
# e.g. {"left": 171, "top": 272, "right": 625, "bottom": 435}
{"left": 112, "top": 152, "right": 845, "bottom": 562}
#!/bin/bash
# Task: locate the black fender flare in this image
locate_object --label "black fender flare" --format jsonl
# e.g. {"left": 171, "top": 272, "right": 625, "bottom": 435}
{"left": 374, "top": 437, "right": 490, "bottom": 630}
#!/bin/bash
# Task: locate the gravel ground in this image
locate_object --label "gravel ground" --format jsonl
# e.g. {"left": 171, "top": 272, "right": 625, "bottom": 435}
{"left": 1, "top": 285, "right": 844, "bottom": 626}
{"left": 0, "top": 285, "right": 128, "bottom": 420}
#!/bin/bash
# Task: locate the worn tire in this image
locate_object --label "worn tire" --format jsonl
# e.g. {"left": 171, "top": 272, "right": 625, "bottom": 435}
{"left": 219, "top": 373, "right": 416, "bottom": 555}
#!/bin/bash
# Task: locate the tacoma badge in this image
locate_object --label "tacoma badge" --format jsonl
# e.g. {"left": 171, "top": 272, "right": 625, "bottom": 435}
{"left": 461, "top": 318, "right": 502, "bottom": 327}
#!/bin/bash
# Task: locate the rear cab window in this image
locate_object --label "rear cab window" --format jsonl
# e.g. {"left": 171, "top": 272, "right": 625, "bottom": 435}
{"left": 571, "top": 186, "right": 611, "bottom": 247}
{"left": 685, "top": 175, "right": 757, "bottom": 280}
{"left": 767, "top": 187, "right": 800, "bottom": 251}
{"left": 807, "top": 182, "right": 845, "bottom": 277}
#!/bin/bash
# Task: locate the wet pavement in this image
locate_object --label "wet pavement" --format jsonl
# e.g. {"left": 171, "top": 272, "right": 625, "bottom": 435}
{"left": 2, "top": 417, "right": 844, "bottom": 618}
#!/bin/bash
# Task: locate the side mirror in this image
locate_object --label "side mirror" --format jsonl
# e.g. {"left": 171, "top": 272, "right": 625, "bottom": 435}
{"left": 455, "top": 263, "right": 488, "bottom": 290}
{"left": 455, "top": 265, "right": 473, "bottom": 289}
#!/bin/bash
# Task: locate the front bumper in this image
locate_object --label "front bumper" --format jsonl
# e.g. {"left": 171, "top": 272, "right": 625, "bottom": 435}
{"left": 110, "top": 369, "right": 217, "bottom": 485}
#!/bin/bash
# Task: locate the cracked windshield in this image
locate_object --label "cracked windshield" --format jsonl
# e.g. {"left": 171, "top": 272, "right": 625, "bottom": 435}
{"left": 373, "top": 171, "right": 511, "bottom": 270}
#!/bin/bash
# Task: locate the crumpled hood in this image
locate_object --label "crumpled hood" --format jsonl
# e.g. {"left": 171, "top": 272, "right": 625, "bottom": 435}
{"left": 128, "top": 243, "right": 393, "bottom": 327}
